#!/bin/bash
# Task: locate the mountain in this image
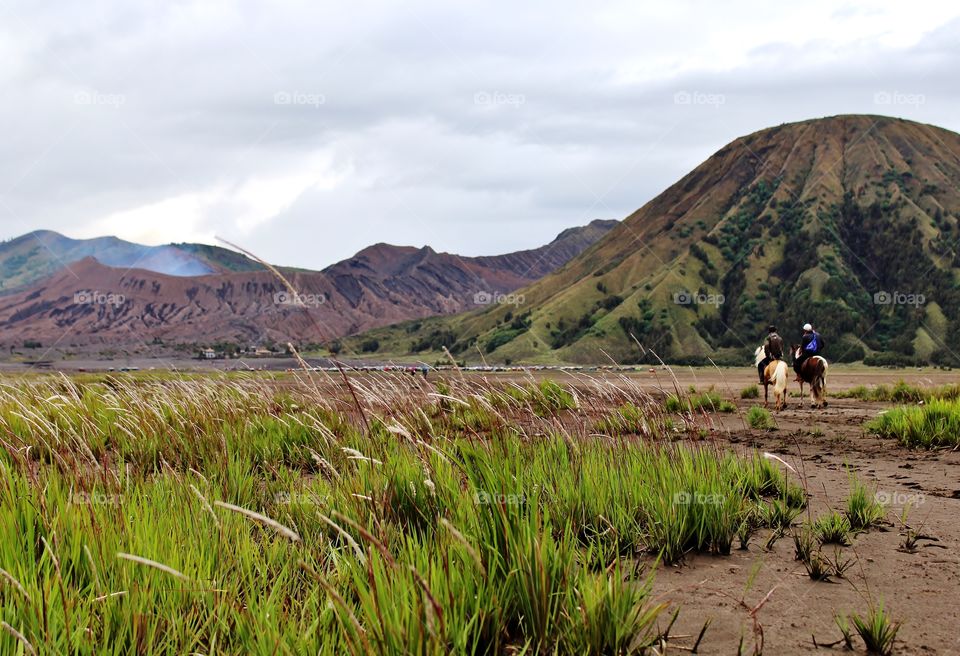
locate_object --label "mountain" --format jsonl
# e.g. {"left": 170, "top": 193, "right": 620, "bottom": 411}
{"left": 0, "top": 231, "right": 264, "bottom": 292}
{"left": 0, "top": 220, "right": 616, "bottom": 350}
{"left": 347, "top": 115, "right": 960, "bottom": 366}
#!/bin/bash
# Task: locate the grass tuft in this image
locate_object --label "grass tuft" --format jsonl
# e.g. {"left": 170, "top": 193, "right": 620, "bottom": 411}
{"left": 746, "top": 406, "right": 775, "bottom": 429}
{"left": 866, "top": 398, "right": 960, "bottom": 448}
{"left": 849, "top": 603, "right": 900, "bottom": 655}
{"left": 740, "top": 384, "right": 760, "bottom": 399}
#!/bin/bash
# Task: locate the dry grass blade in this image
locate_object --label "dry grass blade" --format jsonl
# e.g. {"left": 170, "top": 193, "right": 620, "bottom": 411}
{"left": 189, "top": 485, "right": 220, "bottom": 527}
{"left": 214, "top": 501, "right": 301, "bottom": 542}
{"left": 300, "top": 561, "right": 372, "bottom": 655}
{"left": 116, "top": 552, "right": 191, "bottom": 582}
{"left": 332, "top": 510, "right": 396, "bottom": 567}
{"left": 0, "top": 568, "right": 31, "bottom": 604}
{"left": 440, "top": 519, "right": 486, "bottom": 575}
{"left": 318, "top": 512, "right": 366, "bottom": 564}
{"left": 1, "top": 621, "right": 36, "bottom": 656}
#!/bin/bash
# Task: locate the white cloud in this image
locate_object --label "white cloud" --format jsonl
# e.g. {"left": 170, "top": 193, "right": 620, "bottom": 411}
{"left": 0, "top": 0, "right": 958, "bottom": 267}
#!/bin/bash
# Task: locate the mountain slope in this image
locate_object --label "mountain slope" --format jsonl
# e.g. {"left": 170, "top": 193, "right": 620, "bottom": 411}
{"left": 348, "top": 115, "right": 960, "bottom": 365}
{"left": 0, "top": 231, "right": 264, "bottom": 292}
{"left": 0, "top": 220, "right": 616, "bottom": 349}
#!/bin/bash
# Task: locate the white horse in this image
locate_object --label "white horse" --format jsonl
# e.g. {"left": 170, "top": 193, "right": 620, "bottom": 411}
{"left": 754, "top": 346, "right": 788, "bottom": 411}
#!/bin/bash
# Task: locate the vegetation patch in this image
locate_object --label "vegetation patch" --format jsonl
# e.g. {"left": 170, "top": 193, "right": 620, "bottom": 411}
{"left": 866, "top": 398, "right": 960, "bottom": 448}
{"left": 746, "top": 406, "right": 775, "bottom": 429}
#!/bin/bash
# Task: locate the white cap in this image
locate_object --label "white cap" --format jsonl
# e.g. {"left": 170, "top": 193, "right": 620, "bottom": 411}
{"left": 802, "top": 323, "right": 813, "bottom": 331}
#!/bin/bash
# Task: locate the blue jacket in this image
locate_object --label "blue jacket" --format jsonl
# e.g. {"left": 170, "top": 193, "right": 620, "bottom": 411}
{"left": 802, "top": 331, "right": 822, "bottom": 354}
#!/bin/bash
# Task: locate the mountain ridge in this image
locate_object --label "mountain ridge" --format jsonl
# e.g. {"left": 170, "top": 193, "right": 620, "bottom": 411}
{"left": 0, "top": 220, "right": 617, "bottom": 350}
{"left": 345, "top": 115, "right": 960, "bottom": 366}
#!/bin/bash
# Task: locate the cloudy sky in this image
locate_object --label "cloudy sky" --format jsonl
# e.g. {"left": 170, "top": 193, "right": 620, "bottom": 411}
{"left": 1, "top": 0, "right": 959, "bottom": 269}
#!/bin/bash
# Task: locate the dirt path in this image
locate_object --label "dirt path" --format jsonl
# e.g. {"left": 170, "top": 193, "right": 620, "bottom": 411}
{"left": 652, "top": 397, "right": 960, "bottom": 655}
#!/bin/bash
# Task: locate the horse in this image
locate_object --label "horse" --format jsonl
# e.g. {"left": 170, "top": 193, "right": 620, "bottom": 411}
{"left": 754, "top": 346, "right": 789, "bottom": 411}
{"left": 791, "top": 345, "right": 828, "bottom": 409}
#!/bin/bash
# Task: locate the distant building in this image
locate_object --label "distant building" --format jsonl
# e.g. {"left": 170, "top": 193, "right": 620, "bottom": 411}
{"left": 202, "top": 348, "right": 217, "bottom": 359}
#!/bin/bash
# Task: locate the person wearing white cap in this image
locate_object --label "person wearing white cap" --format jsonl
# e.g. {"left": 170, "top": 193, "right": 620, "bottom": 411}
{"left": 793, "top": 323, "right": 823, "bottom": 377}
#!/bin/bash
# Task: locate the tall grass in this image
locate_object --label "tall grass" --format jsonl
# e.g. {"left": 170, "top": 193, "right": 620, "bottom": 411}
{"left": 866, "top": 398, "right": 960, "bottom": 448}
{"left": 835, "top": 380, "right": 960, "bottom": 403}
{"left": 0, "top": 372, "right": 803, "bottom": 654}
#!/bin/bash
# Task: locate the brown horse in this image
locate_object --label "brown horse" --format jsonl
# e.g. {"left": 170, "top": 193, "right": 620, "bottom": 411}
{"left": 791, "top": 345, "right": 828, "bottom": 408}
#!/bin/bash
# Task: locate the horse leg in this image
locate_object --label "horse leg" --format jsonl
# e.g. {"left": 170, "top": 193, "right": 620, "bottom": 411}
{"left": 763, "top": 382, "right": 769, "bottom": 408}
{"left": 797, "top": 381, "right": 804, "bottom": 408}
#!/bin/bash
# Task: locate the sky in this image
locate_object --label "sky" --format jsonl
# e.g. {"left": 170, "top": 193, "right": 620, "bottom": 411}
{"left": 1, "top": 0, "right": 959, "bottom": 269}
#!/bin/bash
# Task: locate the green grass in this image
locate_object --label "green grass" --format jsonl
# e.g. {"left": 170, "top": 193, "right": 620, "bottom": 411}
{"left": 665, "top": 389, "right": 736, "bottom": 414}
{"left": 0, "top": 374, "right": 806, "bottom": 654}
{"left": 866, "top": 398, "right": 960, "bottom": 448}
{"left": 740, "top": 384, "right": 760, "bottom": 399}
{"left": 846, "top": 474, "right": 886, "bottom": 530}
{"left": 594, "top": 402, "right": 665, "bottom": 437}
{"left": 849, "top": 603, "right": 900, "bottom": 655}
{"left": 814, "top": 511, "right": 852, "bottom": 545}
{"left": 835, "top": 380, "right": 960, "bottom": 403}
{"left": 746, "top": 406, "right": 775, "bottom": 429}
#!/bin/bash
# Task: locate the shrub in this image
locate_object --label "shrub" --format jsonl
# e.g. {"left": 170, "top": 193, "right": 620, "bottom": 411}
{"left": 740, "top": 384, "right": 759, "bottom": 399}
{"left": 747, "top": 406, "right": 775, "bottom": 429}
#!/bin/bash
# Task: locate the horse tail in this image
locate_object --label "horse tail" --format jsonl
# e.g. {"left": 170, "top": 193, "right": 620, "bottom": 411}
{"left": 772, "top": 361, "right": 788, "bottom": 407}
{"left": 773, "top": 360, "right": 787, "bottom": 393}
{"left": 813, "top": 357, "right": 828, "bottom": 404}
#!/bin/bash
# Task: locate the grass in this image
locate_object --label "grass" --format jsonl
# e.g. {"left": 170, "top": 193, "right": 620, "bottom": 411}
{"left": 0, "top": 372, "right": 806, "bottom": 654}
{"left": 740, "top": 384, "right": 760, "bottom": 399}
{"left": 746, "top": 406, "right": 775, "bottom": 429}
{"left": 814, "top": 511, "right": 853, "bottom": 546}
{"left": 835, "top": 380, "right": 960, "bottom": 403}
{"left": 594, "top": 402, "right": 668, "bottom": 437}
{"left": 846, "top": 474, "right": 886, "bottom": 530}
{"left": 866, "top": 398, "right": 960, "bottom": 448}
{"left": 849, "top": 603, "right": 900, "bottom": 655}
{"left": 665, "top": 389, "right": 736, "bottom": 414}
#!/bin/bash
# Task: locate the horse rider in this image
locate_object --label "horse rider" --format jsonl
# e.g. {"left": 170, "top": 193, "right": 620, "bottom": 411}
{"left": 757, "top": 325, "right": 784, "bottom": 384}
{"left": 793, "top": 323, "right": 823, "bottom": 378}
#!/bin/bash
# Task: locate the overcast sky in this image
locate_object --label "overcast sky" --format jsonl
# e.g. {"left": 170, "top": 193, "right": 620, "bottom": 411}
{"left": 1, "top": 0, "right": 959, "bottom": 269}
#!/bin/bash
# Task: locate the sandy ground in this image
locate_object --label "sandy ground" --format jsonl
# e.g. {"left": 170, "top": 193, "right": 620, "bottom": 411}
{"left": 644, "top": 395, "right": 960, "bottom": 655}
{"left": 316, "top": 365, "right": 960, "bottom": 654}
{"left": 437, "top": 367, "right": 960, "bottom": 654}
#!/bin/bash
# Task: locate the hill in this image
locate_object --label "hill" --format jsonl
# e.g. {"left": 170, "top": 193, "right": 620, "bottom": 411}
{"left": 0, "top": 220, "right": 616, "bottom": 351}
{"left": 347, "top": 116, "right": 960, "bottom": 366}
{"left": 0, "top": 231, "right": 264, "bottom": 292}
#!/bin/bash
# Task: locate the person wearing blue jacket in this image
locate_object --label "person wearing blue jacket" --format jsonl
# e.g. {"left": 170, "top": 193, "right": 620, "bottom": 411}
{"left": 793, "top": 323, "right": 823, "bottom": 377}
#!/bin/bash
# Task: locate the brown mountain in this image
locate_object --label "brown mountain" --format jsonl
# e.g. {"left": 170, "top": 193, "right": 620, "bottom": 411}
{"left": 350, "top": 115, "right": 960, "bottom": 366}
{"left": 0, "top": 220, "right": 616, "bottom": 350}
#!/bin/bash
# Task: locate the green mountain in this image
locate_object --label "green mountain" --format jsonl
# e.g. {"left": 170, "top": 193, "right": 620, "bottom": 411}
{"left": 346, "top": 115, "right": 960, "bottom": 366}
